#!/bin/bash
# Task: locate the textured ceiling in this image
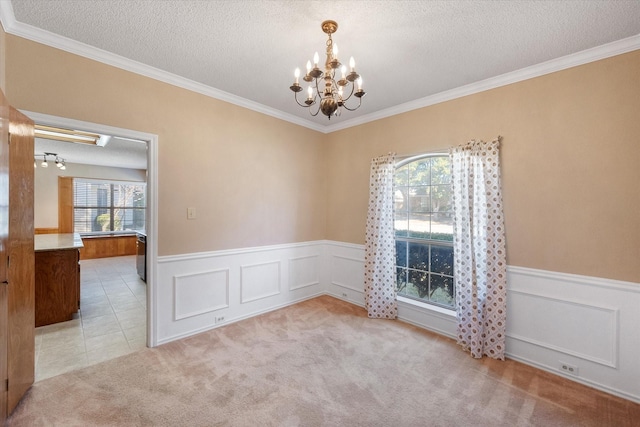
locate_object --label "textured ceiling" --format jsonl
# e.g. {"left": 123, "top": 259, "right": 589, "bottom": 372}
{"left": 4, "top": 1, "right": 640, "bottom": 167}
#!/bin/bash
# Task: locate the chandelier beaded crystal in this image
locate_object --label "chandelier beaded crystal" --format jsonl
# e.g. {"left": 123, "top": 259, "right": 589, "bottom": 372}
{"left": 289, "top": 20, "right": 365, "bottom": 120}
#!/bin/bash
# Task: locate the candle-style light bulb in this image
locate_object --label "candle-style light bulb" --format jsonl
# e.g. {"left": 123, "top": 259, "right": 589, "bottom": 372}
{"left": 307, "top": 86, "right": 313, "bottom": 99}
{"left": 333, "top": 43, "right": 339, "bottom": 58}
{"left": 338, "top": 86, "right": 343, "bottom": 98}
{"left": 349, "top": 56, "right": 355, "bottom": 72}
{"left": 313, "top": 52, "right": 319, "bottom": 67}
{"left": 357, "top": 77, "right": 363, "bottom": 90}
{"left": 341, "top": 65, "right": 346, "bottom": 79}
{"left": 306, "top": 60, "right": 312, "bottom": 74}
{"left": 294, "top": 68, "right": 300, "bottom": 84}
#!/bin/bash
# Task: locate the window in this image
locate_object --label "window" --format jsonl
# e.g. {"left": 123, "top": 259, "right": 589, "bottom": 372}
{"left": 73, "top": 179, "right": 146, "bottom": 234}
{"left": 394, "top": 154, "right": 455, "bottom": 309}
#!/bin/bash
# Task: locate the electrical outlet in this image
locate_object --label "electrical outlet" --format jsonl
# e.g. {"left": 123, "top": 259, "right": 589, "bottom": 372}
{"left": 216, "top": 316, "right": 225, "bottom": 324}
{"left": 559, "top": 361, "right": 579, "bottom": 376}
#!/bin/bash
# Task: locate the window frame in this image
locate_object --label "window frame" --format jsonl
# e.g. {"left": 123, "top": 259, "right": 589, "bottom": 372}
{"left": 73, "top": 178, "right": 147, "bottom": 236}
{"left": 394, "top": 152, "right": 456, "bottom": 312}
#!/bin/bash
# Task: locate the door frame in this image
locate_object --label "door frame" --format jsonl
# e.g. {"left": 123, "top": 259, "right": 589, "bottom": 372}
{"left": 22, "top": 110, "right": 159, "bottom": 348}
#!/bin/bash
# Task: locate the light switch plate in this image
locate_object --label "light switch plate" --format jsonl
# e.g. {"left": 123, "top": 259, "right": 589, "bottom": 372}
{"left": 187, "top": 207, "right": 196, "bottom": 220}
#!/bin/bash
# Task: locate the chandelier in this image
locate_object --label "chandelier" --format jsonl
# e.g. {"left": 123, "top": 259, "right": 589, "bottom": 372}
{"left": 289, "top": 20, "right": 365, "bottom": 119}
{"left": 35, "top": 152, "right": 66, "bottom": 170}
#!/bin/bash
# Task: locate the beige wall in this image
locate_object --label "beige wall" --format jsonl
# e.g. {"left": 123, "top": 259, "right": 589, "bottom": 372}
{"left": 4, "top": 34, "right": 639, "bottom": 283}
{"left": 326, "top": 50, "right": 640, "bottom": 283}
{"left": 34, "top": 163, "right": 146, "bottom": 229}
{"left": 5, "top": 35, "right": 327, "bottom": 256}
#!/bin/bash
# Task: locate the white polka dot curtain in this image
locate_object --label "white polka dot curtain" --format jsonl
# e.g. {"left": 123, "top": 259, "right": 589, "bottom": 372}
{"left": 450, "top": 138, "right": 507, "bottom": 360}
{"left": 364, "top": 153, "right": 398, "bottom": 319}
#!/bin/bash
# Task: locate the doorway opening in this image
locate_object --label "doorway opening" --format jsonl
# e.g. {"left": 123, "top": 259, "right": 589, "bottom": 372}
{"left": 25, "top": 110, "right": 157, "bottom": 381}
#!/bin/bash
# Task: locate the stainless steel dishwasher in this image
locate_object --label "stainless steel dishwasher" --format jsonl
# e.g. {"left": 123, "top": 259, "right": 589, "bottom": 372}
{"left": 136, "top": 232, "right": 146, "bottom": 282}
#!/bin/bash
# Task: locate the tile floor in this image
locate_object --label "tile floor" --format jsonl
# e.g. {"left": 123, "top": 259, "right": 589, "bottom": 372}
{"left": 34, "top": 255, "right": 147, "bottom": 382}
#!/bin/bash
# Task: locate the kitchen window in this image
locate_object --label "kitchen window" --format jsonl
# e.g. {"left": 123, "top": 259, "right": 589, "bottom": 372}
{"left": 394, "top": 154, "right": 455, "bottom": 309}
{"left": 73, "top": 179, "right": 146, "bottom": 234}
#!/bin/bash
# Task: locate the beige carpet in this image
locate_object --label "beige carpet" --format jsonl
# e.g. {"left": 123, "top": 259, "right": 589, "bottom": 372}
{"left": 7, "top": 295, "right": 640, "bottom": 426}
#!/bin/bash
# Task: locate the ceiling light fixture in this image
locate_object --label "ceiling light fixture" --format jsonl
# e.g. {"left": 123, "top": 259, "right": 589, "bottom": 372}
{"left": 289, "top": 20, "right": 365, "bottom": 120}
{"left": 34, "top": 124, "right": 104, "bottom": 145}
{"left": 35, "top": 152, "right": 66, "bottom": 170}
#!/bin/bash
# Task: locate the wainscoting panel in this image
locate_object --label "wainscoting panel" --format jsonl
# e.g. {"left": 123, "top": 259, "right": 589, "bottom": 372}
{"left": 324, "top": 243, "right": 365, "bottom": 306}
{"left": 156, "top": 241, "right": 325, "bottom": 345}
{"left": 240, "top": 261, "right": 281, "bottom": 304}
{"left": 331, "top": 255, "right": 365, "bottom": 292}
{"left": 173, "top": 269, "right": 229, "bottom": 321}
{"left": 506, "top": 266, "right": 640, "bottom": 403}
{"left": 289, "top": 255, "right": 320, "bottom": 290}
{"left": 508, "top": 289, "right": 618, "bottom": 367}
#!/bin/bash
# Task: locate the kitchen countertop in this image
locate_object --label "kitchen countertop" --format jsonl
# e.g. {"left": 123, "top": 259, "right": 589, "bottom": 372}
{"left": 34, "top": 233, "right": 84, "bottom": 252}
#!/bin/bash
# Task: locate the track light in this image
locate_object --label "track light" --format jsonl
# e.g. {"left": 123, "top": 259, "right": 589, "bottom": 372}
{"left": 35, "top": 152, "right": 66, "bottom": 170}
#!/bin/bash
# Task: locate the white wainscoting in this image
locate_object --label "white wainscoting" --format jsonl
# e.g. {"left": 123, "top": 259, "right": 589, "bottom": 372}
{"left": 156, "top": 241, "right": 326, "bottom": 344}
{"left": 240, "top": 261, "right": 281, "bottom": 304}
{"left": 173, "top": 269, "right": 229, "bottom": 321}
{"left": 506, "top": 266, "right": 640, "bottom": 403}
{"left": 289, "top": 255, "right": 321, "bottom": 290}
{"left": 155, "top": 240, "right": 640, "bottom": 403}
{"left": 323, "top": 241, "right": 640, "bottom": 402}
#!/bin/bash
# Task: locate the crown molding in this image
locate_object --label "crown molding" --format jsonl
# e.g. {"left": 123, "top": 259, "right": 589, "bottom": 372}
{"left": 2, "top": 3, "right": 638, "bottom": 135}
{"left": 0, "top": 0, "right": 16, "bottom": 33}
{"left": 0, "top": 3, "right": 326, "bottom": 133}
{"left": 324, "top": 33, "right": 640, "bottom": 133}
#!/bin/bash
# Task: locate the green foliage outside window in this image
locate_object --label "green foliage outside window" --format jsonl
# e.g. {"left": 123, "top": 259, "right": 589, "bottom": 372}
{"left": 394, "top": 155, "right": 455, "bottom": 309}
{"left": 74, "top": 179, "right": 146, "bottom": 234}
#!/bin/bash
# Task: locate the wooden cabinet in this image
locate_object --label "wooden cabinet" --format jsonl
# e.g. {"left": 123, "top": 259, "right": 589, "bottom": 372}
{"left": 34, "top": 248, "right": 80, "bottom": 327}
{"left": 34, "top": 234, "right": 83, "bottom": 327}
{"left": 79, "top": 234, "right": 136, "bottom": 259}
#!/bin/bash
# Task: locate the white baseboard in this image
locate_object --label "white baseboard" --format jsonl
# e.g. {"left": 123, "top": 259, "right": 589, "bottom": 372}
{"left": 156, "top": 292, "right": 325, "bottom": 345}
{"left": 505, "top": 352, "right": 639, "bottom": 404}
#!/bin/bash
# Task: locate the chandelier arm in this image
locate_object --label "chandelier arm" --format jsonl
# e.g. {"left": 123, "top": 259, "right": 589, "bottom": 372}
{"left": 293, "top": 92, "right": 313, "bottom": 108}
{"left": 308, "top": 86, "right": 322, "bottom": 116}
{"left": 341, "top": 81, "right": 356, "bottom": 102}
{"left": 309, "top": 103, "right": 321, "bottom": 116}
{"left": 340, "top": 95, "right": 363, "bottom": 112}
